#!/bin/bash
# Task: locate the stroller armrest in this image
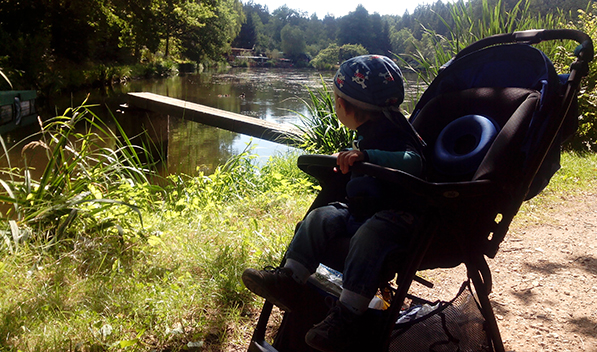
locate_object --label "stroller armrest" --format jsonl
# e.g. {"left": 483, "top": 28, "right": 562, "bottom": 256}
{"left": 351, "top": 162, "right": 497, "bottom": 202}
{"left": 297, "top": 154, "right": 498, "bottom": 204}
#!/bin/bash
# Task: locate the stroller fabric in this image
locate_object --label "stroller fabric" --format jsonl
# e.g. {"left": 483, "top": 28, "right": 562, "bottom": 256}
{"left": 410, "top": 43, "right": 575, "bottom": 199}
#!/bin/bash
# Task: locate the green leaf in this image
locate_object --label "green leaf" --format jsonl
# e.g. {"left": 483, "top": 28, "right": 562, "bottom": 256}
{"left": 119, "top": 339, "right": 138, "bottom": 348}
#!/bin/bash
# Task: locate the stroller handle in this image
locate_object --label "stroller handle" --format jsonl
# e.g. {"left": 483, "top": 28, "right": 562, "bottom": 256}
{"left": 454, "top": 29, "right": 594, "bottom": 62}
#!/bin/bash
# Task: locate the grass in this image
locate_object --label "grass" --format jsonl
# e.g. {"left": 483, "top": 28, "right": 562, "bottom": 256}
{"left": 515, "top": 151, "right": 597, "bottom": 225}
{"left": 2, "top": 147, "right": 595, "bottom": 351}
{"left": 291, "top": 76, "right": 356, "bottom": 154}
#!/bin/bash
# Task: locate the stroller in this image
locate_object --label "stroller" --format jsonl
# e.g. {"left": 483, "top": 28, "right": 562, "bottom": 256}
{"left": 246, "top": 29, "right": 593, "bottom": 352}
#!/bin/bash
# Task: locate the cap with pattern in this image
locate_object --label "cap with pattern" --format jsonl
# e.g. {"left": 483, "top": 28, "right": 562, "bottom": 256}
{"left": 333, "top": 55, "right": 404, "bottom": 111}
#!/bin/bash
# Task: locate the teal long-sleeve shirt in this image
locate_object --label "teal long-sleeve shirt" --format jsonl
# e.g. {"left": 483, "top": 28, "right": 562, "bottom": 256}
{"left": 363, "top": 149, "right": 424, "bottom": 177}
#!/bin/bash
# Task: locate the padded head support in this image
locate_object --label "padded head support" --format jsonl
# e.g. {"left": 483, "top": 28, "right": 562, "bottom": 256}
{"left": 411, "top": 87, "right": 539, "bottom": 181}
{"left": 434, "top": 114, "right": 499, "bottom": 175}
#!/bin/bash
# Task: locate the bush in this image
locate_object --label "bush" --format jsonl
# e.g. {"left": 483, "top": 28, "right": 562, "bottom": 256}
{"left": 0, "top": 100, "right": 157, "bottom": 251}
{"left": 561, "top": 5, "right": 597, "bottom": 152}
{"left": 310, "top": 43, "right": 368, "bottom": 70}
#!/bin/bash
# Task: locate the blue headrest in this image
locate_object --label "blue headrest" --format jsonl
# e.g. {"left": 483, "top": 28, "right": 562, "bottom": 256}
{"left": 434, "top": 114, "right": 500, "bottom": 175}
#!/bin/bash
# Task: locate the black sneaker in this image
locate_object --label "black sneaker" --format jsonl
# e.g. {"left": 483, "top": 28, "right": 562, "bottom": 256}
{"left": 305, "top": 302, "right": 358, "bottom": 352}
{"left": 241, "top": 266, "right": 302, "bottom": 312}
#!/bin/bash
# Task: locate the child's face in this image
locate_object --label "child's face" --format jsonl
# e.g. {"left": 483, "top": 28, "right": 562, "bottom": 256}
{"left": 334, "top": 94, "right": 360, "bottom": 130}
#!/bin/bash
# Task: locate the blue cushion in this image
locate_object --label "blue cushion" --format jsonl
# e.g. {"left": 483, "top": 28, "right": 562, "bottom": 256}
{"left": 434, "top": 114, "right": 499, "bottom": 175}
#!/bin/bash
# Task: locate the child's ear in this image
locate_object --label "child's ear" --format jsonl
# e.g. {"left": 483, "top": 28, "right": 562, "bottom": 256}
{"left": 336, "top": 97, "right": 348, "bottom": 112}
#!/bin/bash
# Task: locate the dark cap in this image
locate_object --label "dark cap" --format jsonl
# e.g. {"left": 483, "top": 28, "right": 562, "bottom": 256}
{"left": 333, "top": 55, "right": 404, "bottom": 111}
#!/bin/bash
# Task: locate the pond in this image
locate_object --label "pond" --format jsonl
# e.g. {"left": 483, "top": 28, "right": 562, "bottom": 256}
{"left": 2, "top": 67, "right": 422, "bottom": 176}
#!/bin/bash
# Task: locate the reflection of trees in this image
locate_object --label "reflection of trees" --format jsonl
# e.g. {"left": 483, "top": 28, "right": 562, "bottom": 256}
{"left": 167, "top": 117, "right": 238, "bottom": 175}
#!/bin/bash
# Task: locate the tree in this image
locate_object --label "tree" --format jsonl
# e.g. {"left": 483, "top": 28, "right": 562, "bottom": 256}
{"left": 233, "top": 2, "right": 271, "bottom": 53}
{"left": 322, "top": 15, "right": 338, "bottom": 41}
{"left": 337, "top": 5, "right": 373, "bottom": 48}
{"left": 181, "top": 0, "right": 244, "bottom": 62}
{"left": 390, "top": 28, "right": 417, "bottom": 56}
{"left": 233, "top": 10, "right": 258, "bottom": 49}
{"left": 368, "top": 13, "right": 391, "bottom": 54}
{"left": 154, "top": 0, "right": 217, "bottom": 58}
{"left": 264, "top": 5, "right": 308, "bottom": 49}
{"left": 280, "top": 24, "right": 306, "bottom": 61}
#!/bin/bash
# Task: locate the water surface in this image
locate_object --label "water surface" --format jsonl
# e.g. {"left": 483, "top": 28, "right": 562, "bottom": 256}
{"left": 3, "top": 67, "right": 421, "bottom": 176}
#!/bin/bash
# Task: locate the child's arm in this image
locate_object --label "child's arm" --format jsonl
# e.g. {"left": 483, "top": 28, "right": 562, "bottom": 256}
{"left": 336, "top": 149, "right": 423, "bottom": 176}
{"left": 365, "top": 150, "right": 423, "bottom": 176}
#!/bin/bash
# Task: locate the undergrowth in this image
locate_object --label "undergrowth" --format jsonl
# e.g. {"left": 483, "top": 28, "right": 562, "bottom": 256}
{"left": 0, "top": 106, "right": 316, "bottom": 351}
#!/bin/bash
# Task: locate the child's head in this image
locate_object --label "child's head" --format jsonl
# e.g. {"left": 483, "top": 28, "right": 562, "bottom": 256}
{"left": 333, "top": 55, "right": 404, "bottom": 128}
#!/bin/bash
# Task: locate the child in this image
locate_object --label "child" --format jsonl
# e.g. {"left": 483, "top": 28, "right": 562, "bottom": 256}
{"left": 242, "top": 55, "right": 425, "bottom": 352}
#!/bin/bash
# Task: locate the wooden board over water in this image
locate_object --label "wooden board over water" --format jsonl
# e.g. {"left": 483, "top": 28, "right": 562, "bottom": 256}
{"left": 127, "top": 92, "right": 301, "bottom": 145}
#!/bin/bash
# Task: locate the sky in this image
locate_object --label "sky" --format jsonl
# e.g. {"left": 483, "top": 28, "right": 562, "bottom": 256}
{"left": 244, "top": 0, "right": 436, "bottom": 18}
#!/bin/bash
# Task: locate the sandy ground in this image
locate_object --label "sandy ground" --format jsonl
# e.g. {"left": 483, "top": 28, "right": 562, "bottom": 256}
{"left": 415, "top": 191, "right": 597, "bottom": 352}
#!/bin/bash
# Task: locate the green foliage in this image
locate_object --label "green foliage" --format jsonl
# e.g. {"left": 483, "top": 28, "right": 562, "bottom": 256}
{"left": 0, "top": 98, "right": 159, "bottom": 251}
{"left": 163, "top": 145, "right": 314, "bottom": 217}
{"left": 561, "top": 4, "right": 597, "bottom": 151}
{"left": 0, "top": 0, "right": 244, "bottom": 90}
{"left": 0, "top": 111, "right": 315, "bottom": 350}
{"left": 396, "top": 0, "right": 596, "bottom": 151}
{"left": 292, "top": 77, "right": 356, "bottom": 154}
{"left": 398, "top": 0, "right": 567, "bottom": 86}
{"left": 181, "top": 0, "right": 245, "bottom": 63}
{"left": 310, "top": 44, "right": 342, "bottom": 70}
{"left": 310, "top": 44, "right": 368, "bottom": 70}
{"left": 0, "top": 95, "right": 315, "bottom": 349}
{"left": 281, "top": 24, "right": 307, "bottom": 61}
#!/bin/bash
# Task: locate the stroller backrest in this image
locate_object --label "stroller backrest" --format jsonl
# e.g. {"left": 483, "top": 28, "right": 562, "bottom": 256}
{"left": 411, "top": 87, "right": 541, "bottom": 182}
{"left": 410, "top": 43, "right": 571, "bottom": 198}
{"left": 411, "top": 44, "right": 559, "bottom": 118}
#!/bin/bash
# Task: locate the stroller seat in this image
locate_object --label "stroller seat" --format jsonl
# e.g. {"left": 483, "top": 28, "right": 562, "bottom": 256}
{"left": 246, "top": 29, "right": 593, "bottom": 352}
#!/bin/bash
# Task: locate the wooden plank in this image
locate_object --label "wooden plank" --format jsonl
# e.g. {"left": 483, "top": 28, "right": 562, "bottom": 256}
{"left": 127, "top": 92, "right": 302, "bottom": 145}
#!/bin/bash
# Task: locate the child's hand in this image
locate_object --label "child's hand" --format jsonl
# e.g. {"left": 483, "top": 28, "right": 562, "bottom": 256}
{"left": 336, "top": 150, "right": 364, "bottom": 174}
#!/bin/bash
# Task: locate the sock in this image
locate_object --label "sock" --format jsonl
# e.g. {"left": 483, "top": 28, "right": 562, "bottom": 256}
{"left": 284, "top": 258, "right": 311, "bottom": 284}
{"left": 339, "top": 289, "right": 370, "bottom": 315}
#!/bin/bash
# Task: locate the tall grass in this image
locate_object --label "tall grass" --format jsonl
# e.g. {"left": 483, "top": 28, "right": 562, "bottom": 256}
{"left": 397, "top": 0, "right": 597, "bottom": 152}
{"left": 291, "top": 76, "right": 356, "bottom": 154}
{"left": 0, "top": 68, "right": 12, "bottom": 89}
{"left": 563, "top": 4, "right": 597, "bottom": 151}
{"left": 0, "top": 98, "right": 161, "bottom": 252}
{"left": 400, "top": 0, "right": 571, "bottom": 90}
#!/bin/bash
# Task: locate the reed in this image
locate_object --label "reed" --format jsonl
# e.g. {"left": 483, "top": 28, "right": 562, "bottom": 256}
{"left": 400, "top": 0, "right": 571, "bottom": 90}
{"left": 0, "top": 97, "right": 159, "bottom": 252}
{"left": 292, "top": 76, "right": 356, "bottom": 154}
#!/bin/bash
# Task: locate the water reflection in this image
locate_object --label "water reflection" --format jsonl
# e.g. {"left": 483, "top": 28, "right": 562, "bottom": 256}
{"left": 2, "top": 67, "right": 421, "bottom": 177}
{"left": 128, "top": 67, "right": 335, "bottom": 174}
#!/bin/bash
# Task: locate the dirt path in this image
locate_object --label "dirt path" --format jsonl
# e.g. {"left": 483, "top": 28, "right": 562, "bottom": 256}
{"left": 416, "top": 191, "right": 597, "bottom": 352}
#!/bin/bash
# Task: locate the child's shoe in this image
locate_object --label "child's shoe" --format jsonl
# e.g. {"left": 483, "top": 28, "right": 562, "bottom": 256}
{"left": 305, "top": 302, "right": 358, "bottom": 352}
{"left": 241, "top": 266, "right": 301, "bottom": 312}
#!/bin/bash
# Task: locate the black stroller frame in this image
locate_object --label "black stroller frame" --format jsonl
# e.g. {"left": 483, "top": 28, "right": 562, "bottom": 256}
{"left": 247, "top": 29, "right": 593, "bottom": 352}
